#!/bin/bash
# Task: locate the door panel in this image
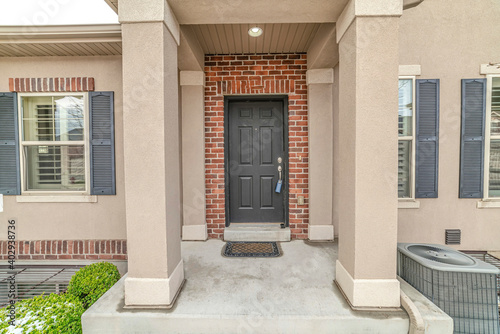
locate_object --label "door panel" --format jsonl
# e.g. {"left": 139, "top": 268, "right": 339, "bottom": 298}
{"left": 239, "top": 127, "right": 253, "bottom": 164}
{"left": 239, "top": 176, "right": 253, "bottom": 207}
{"left": 228, "top": 100, "right": 285, "bottom": 223}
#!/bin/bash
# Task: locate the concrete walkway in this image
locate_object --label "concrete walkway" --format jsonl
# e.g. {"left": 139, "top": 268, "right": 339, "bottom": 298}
{"left": 82, "top": 240, "right": 451, "bottom": 333}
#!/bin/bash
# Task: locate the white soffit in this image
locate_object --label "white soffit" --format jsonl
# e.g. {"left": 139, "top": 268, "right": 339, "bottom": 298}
{"left": 0, "top": 25, "right": 122, "bottom": 57}
{"left": 187, "top": 23, "right": 322, "bottom": 55}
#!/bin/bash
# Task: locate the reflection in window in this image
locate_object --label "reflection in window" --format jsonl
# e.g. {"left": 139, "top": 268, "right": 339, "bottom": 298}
{"left": 398, "top": 79, "right": 414, "bottom": 198}
{"left": 489, "top": 141, "right": 500, "bottom": 197}
{"left": 489, "top": 77, "right": 500, "bottom": 197}
{"left": 398, "top": 79, "right": 413, "bottom": 137}
{"left": 21, "top": 95, "right": 86, "bottom": 191}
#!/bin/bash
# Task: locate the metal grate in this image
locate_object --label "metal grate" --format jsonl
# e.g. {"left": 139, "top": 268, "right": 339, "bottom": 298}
{"left": 0, "top": 264, "right": 84, "bottom": 307}
{"left": 462, "top": 252, "right": 500, "bottom": 292}
{"left": 463, "top": 251, "right": 500, "bottom": 318}
{"left": 445, "top": 229, "right": 461, "bottom": 245}
{"left": 398, "top": 252, "right": 500, "bottom": 334}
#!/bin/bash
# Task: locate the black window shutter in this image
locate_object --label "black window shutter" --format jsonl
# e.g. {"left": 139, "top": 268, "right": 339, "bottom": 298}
{"left": 459, "top": 79, "right": 486, "bottom": 198}
{"left": 415, "top": 79, "right": 440, "bottom": 198}
{"left": 89, "top": 92, "right": 115, "bottom": 195}
{"left": 0, "top": 93, "right": 20, "bottom": 195}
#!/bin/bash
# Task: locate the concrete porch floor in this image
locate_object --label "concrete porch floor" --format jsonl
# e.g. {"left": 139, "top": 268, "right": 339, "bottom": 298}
{"left": 82, "top": 240, "right": 452, "bottom": 333}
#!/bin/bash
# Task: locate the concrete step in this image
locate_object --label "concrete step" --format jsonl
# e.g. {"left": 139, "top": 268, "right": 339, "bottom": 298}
{"left": 223, "top": 223, "right": 291, "bottom": 241}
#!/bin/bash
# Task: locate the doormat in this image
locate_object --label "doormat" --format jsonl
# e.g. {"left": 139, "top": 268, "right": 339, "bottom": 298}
{"left": 222, "top": 242, "right": 281, "bottom": 258}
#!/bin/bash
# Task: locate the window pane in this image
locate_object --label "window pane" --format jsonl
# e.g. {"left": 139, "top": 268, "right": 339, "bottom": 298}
{"left": 491, "top": 77, "right": 500, "bottom": 135}
{"left": 489, "top": 140, "right": 500, "bottom": 198}
{"left": 22, "top": 95, "right": 84, "bottom": 141}
{"left": 25, "top": 145, "right": 85, "bottom": 191}
{"left": 398, "top": 79, "right": 413, "bottom": 137}
{"left": 398, "top": 140, "right": 412, "bottom": 198}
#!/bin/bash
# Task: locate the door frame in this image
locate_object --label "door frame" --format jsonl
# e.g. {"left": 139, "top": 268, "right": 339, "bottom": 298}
{"left": 224, "top": 95, "right": 289, "bottom": 227}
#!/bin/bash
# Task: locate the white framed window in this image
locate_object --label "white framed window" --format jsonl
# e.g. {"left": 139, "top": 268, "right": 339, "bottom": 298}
{"left": 484, "top": 75, "right": 500, "bottom": 199}
{"left": 18, "top": 93, "right": 90, "bottom": 194}
{"left": 398, "top": 77, "right": 416, "bottom": 199}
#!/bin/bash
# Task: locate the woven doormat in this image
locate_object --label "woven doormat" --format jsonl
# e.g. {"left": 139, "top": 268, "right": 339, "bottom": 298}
{"left": 222, "top": 241, "right": 281, "bottom": 258}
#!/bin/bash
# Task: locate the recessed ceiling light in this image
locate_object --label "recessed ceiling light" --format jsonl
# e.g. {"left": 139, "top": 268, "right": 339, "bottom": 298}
{"left": 248, "top": 26, "right": 263, "bottom": 37}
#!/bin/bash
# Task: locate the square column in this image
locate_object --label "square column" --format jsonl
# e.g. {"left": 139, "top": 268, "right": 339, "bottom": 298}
{"left": 120, "top": 0, "right": 183, "bottom": 308}
{"left": 335, "top": 0, "right": 402, "bottom": 308}
{"left": 307, "top": 69, "right": 334, "bottom": 241}
{"left": 180, "top": 71, "right": 207, "bottom": 240}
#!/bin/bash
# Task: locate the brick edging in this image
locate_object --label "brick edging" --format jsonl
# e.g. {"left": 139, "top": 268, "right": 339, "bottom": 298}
{"left": 9, "top": 77, "right": 95, "bottom": 92}
{"left": 0, "top": 240, "right": 127, "bottom": 260}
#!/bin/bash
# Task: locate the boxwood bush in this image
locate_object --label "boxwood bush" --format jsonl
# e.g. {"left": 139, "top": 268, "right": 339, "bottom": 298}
{"left": 0, "top": 261, "right": 121, "bottom": 332}
{"left": 0, "top": 293, "right": 84, "bottom": 334}
{"left": 67, "top": 261, "right": 121, "bottom": 309}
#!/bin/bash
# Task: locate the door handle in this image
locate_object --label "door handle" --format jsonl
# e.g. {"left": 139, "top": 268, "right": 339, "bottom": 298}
{"left": 275, "top": 165, "right": 283, "bottom": 193}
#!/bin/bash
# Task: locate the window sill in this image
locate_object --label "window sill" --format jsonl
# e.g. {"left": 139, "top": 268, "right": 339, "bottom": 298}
{"left": 477, "top": 200, "right": 500, "bottom": 209}
{"left": 16, "top": 195, "right": 97, "bottom": 203}
{"left": 398, "top": 200, "right": 420, "bottom": 209}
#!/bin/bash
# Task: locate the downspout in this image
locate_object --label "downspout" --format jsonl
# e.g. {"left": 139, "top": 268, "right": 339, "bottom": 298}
{"left": 400, "top": 289, "right": 426, "bottom": 334}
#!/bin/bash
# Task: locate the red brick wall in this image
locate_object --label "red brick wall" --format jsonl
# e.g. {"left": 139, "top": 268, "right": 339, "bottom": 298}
{"left": 0, "top": 240, "right": 127, "bottom": 260}
{"left": 204, "top": 53, "right": 309, "bottom": 239}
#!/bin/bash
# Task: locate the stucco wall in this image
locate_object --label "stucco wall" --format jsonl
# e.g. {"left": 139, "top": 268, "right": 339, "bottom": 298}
{"left": 0, "top": 56, "right": 126, "bottom": 242}
{"left": 398, "top": 0, "right": 500, "bottom": 250}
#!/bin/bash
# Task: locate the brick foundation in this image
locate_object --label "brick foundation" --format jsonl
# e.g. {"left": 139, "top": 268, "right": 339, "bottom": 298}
{"left": 0, "top": 240, "right": 127, "bottom": 260}
{"left": 204, "top": 53, "right": 309, "bottom": 239}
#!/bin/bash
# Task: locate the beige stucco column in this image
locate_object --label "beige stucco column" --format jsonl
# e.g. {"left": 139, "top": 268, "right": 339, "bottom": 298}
{"left": 307, "top": 69, "right": 334, "bottom": 241}
{"left": 334, "top": 0, "right": 402, "bottom": 308}
{"left": 180, "top": 71, "right": 207, "bottom": 240}
{"left": 119, "top": 0, "right": 184, "bottom": 307}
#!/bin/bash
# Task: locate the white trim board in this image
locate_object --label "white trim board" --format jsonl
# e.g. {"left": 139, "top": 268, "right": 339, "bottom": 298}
{"left": 16, "top": 195, "right": 97, "bottom": 203}
{"left": 125, "top": 260, "right": 184, "bottom": 307}
{"left": 182, "top": 224, "right": 208, "bottom": 241}
{"left": 335, "top": 260, "right": 400, "bottom": 308}
{"left": 306, "top": 69, "right": 334, "bottom": 85}
{"left": 399, "top": 65, "right": 421, "bottom": 76}
{"left": 480, "top": 64, "right": 500, "bottom": 75}
{"left": 180, "top": 71, "right": 205, "bottom": 86}
{"left": 477, "top": 200, "right": 500, "bottom": 209}
{"left": 308, "top": 225, "right": 334, "bottom": 241}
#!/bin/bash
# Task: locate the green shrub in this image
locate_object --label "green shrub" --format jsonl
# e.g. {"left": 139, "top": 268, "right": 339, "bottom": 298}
{"left": 0, "top": 293, "right": 84, "bottom": 334}
{"left": 67, "top": 262, "right": 120, "bottom": 309}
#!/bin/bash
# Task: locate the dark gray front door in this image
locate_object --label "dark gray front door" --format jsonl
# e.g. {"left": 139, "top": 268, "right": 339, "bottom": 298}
{"left": 227, "top": 100, "right": 286, "bottom": 223}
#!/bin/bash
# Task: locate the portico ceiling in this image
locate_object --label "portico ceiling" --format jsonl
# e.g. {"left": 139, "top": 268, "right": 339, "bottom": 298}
{"left": 187, "top": 23, "right": 321, "bottom": 54}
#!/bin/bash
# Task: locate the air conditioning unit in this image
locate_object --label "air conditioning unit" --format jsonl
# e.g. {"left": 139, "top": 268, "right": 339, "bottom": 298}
{"left": 398, "top": 243, "right": 500, "bottom": 334}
